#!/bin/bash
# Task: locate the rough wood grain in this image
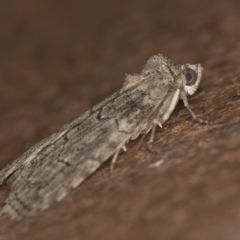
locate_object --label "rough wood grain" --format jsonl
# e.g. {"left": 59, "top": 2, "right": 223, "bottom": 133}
{"left": 0, "top": 0, "right": 240, "bottom": 239}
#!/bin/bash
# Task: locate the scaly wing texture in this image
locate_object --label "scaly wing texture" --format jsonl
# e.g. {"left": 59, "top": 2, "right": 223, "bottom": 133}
{"left": 0, "top": 54, "right": 176, "bottom": 220}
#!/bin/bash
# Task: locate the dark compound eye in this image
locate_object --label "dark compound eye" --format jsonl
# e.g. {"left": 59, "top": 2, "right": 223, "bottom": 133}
{"left": 183, "top": 68, "right": 198, "bottom": 86}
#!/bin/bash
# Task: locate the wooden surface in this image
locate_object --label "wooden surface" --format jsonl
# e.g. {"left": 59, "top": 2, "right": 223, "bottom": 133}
{"left": 0, "top": 0, "right": 240, "bottom": 239}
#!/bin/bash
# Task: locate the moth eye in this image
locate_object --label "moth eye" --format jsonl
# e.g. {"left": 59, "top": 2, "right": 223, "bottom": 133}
{"left": 183, "top": 68, "right": 198, "bottom": 86}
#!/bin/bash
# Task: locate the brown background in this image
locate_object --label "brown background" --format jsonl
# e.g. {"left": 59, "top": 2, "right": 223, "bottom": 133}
{"left": 0, "top": 0, "right": 240, "bottom": 239}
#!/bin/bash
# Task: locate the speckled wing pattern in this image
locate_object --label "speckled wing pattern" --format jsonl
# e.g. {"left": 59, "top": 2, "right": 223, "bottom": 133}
{"left": 0, "top": 54, "right": 203, "bottom": 220}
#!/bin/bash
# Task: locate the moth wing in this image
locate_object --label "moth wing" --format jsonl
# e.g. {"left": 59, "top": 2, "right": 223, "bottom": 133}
{"left": 0, "top": 90, "right": 121, "bottom": 185}
{"left": 0, "top": 57, "right": 178, "bottom": 219}
{"left": 0, "top": 88, "right": 155, "bottom": 219}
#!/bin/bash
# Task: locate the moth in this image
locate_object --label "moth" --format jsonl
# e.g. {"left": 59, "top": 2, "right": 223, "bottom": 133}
{"left": 0, "top": 54, "right": 204, "bottom": 220}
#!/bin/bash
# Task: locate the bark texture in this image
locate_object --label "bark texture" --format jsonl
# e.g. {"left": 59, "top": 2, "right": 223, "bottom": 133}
{"left": 0, "top": 0, "right": 240, "bottom": 239}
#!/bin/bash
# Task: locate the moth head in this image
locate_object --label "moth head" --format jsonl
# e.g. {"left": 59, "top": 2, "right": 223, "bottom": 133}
{"left": 181, "top": 64, "right": 203, "bottom": 95}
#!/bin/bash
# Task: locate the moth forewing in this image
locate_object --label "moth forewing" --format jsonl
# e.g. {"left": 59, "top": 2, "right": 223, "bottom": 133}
{"left": 0, "top": 54, "right": 203, "bottom": 220}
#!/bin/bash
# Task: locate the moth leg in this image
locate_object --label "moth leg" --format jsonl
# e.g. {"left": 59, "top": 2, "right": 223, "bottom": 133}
{"left": 122, "top": 145, "right": 127, "bottom": 152}
{"left": 148, "top": 124, "right": 156, "bottom": 144}
{"left": 148, "top": 119, "right": 163, "bottom": 144}
{"left": 181, "top": 92, "right": 209, "bottom": 124}
{"left": 147, "top": 121, "right": 162, "bottom": 153}
{"left": 110, "top": 149, "right": 120, "bottom": 173}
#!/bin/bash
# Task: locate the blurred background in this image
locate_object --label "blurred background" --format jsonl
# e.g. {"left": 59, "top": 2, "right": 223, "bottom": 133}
{"left": 0, "top": 0, "right": 240, "bottom": 240}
